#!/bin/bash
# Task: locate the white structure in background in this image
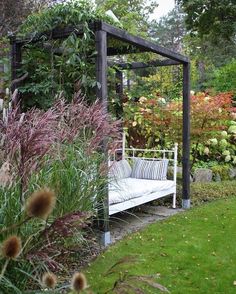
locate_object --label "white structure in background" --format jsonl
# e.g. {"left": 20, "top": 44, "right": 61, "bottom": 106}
{"left": 0, "top": 88, "right": 12, "bottom": 123}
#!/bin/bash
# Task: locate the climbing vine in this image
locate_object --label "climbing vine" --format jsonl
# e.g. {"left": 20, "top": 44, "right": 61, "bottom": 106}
{"left": 16, "top": 0, "right": 119, "bottom": 109}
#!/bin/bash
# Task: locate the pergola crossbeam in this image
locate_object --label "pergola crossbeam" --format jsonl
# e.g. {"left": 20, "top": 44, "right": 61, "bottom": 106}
{"left": 100, "top": 22, "right": 189, "bottom": 63}
{"left": 108, "top": 59, "right": 181, "bottom": 70}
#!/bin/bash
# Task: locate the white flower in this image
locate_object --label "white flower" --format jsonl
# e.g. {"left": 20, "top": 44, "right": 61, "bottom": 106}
{"left": 222, "top": 150, "right": 230, "bottom": 156}
{"left": 210, "top": 138, "right": 218, "bottom": 146}
{"left": 132, "top": 121, "right": 137, "bottom": 127}
{"left": 204, "top": 147, "right": 210, "bottom": 155}
{"left": 225, "top": 155, "right": 231, "bottom": 162}
{"left": 158, "top": 97, "right": 166, "bottom": 104}
{"left": 228, "top": 125, "right": 236, "bottom": 134}
{"left": 231, "top": 112, "right": 236, "bottom": 120}
{"left": 190, "top": 90, "right": 195, "bottom": 96}
{"left": 219, "top": 139, "right": 228, "bottom": 147}
{"left": 233, "top": 156, "right": 236, "bottom": 165}
{"left": 139, "top": 96, "right": 147, "bottom": 103}
{"left": 221, "top": 131, "right": 228, "bottom": 138}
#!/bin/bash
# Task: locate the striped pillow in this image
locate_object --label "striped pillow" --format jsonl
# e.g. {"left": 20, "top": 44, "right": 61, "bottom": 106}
{"left": 131, "top": 158, "right": 169, "bottom": 180}
{"left": 109, "top": 159, "right": 132, "bottom": 179}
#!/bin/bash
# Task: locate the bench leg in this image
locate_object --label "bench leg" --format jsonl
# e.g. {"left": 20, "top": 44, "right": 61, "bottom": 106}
{"left": 172, "top": 193, "right": 176, "bottom": 209}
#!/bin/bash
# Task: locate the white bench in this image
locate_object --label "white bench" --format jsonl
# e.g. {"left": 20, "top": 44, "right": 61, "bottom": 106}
{"left": 108, "top": 144, "right": 178, "bottom": 215}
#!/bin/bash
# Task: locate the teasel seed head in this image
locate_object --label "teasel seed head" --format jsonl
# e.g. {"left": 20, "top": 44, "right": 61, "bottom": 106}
{"left": 1, "top": 235, "right": 22, "bottom": 259}
{"left": 42, "top": 272, "right": 57, "bottom": 289}
{"left": 71, "top": 272, "right": 88, "bottom": 292}
{"left": 25, "top": 188, "right": 56, "bottom": 219}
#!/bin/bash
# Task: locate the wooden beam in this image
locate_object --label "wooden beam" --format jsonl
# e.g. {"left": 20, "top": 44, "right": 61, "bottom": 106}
{"left": 115, "top": 70, "right": 123, "bottom": 95}
{"left": 108, "top": 59, "right": 181, "bottom": 70}
{"left": 100, "top": 22, "right": 189, "bottom": 63}
{"left": 11, "top": 25, "right": 86, "bottom": 45}
{"left": 95, "top": 30, "right": 108, "bottom": 105}
{"left": 107, "top": 46, "right": 147, "bottom": 56}
{"left": 10, "top": 37, "right": 22, "bottom": 92}
{"left": 182, "top": 62, "right": 191, "bottom": 208}
{"left": 115, "top": 70, "right": 123, "bottom": 119}
{"left": 95, "top": 30, "right": 110, "bottom": 240}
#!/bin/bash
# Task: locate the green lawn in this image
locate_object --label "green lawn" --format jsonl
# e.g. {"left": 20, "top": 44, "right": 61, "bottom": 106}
{"left": 86, "top": 197, "right": 236, "bottom": 293}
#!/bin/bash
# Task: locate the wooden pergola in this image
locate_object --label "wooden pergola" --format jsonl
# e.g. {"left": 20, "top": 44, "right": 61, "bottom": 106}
{"left": 10, "top": 20, "right": 190, "bottom": 245}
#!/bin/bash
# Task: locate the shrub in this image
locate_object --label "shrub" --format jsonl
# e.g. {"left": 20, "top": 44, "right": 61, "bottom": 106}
{"left": 175, "top": 181, "right": 236, "bottom": 207}
{"left": 211, "top": 165, "right": 231, "bottom": 181}
{"left": 124, "top": 92, "right": 235, "bottom": 167}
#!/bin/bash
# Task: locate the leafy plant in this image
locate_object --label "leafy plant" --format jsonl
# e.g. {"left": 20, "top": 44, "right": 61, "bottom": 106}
{"left": 209, "top": 59, "right": 236, "bottom": 98}
{"left": 14, "top": 0, "right": 120, "bottom": 108}
{"left": 124, "top": 92, "right": 235, "bottom": 167}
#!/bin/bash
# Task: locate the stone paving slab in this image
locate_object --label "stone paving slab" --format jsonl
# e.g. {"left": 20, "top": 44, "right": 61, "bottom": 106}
{"left": 110, "top": 205, "right": 184, "bottom": 243}
{"left": 140, "top": 205, "right": 184, "bottom": 217}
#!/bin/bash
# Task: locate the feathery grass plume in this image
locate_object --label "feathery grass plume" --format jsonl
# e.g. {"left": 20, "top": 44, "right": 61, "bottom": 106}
{"left": 26, "top": 188, "right": 56, "bottom": 219}
{"left": 0, "top": 105, "right": 59, "bottom": 200}
{"left": 1, "top": 235, "right": 22, "bottom": 259}
{"left": 71, "top": 272, "right": 87, "bottom": 292}
{"left": 42, "top": 272, "right": 57, "bottom": 289}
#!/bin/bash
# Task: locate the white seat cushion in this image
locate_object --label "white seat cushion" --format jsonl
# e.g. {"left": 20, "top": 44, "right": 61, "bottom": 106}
{"left": 109, "top": 178, "right": 175, "bottom": 205}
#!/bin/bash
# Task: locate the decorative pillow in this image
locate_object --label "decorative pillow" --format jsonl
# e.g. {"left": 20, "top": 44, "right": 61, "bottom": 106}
{"left": 131, "top": 158, "right": 169, "bottom": 180}
{"left": 109, "top": 159, "right": 132, "bottom": 179}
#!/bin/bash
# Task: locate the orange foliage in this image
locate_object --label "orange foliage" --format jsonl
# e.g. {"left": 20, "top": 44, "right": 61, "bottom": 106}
{"left": 124, "top": 92, "right": 235, "bottom": 149}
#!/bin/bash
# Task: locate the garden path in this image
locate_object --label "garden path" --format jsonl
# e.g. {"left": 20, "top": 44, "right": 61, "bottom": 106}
{"left": 110, "top": 205, "right": 184, "bottom": 243}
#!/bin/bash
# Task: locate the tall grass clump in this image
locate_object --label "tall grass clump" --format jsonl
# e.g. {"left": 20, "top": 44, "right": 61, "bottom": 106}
{"left": 33, "top": 142, "right": 107, "bottom": 216}
{"left": 0, "top": 90, "right": 120, "bottom": 292}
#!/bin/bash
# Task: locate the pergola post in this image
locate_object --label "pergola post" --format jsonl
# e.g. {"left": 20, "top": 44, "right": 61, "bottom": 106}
{"left": 95, "top": 30, "right": 111, "bottom": 246}
{"left": 10, "top": 37, "right": 22, "bottom": 93}
{"left": 115, "top": 69, "right": 123, "bottom": 119}
{"left": 182, "top": 62, "right": 191, "bottom": 209}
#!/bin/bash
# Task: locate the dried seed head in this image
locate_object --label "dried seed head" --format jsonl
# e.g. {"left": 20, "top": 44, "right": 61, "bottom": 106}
{"left": 26, "top": 188, "right": 56, "bottom": 219}
{"left": 1, "top": 235, "right": 22, "bottom": 259}
{"left": 42, "top": 272, "right": 57, "bottom": 289}
{"left": 71, "top": 272, "right": 87, "bottom": 292}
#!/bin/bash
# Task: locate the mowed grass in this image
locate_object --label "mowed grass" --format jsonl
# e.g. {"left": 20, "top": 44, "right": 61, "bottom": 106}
{"left": 86, "top": 197, "right": 236, "bottom": 293}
